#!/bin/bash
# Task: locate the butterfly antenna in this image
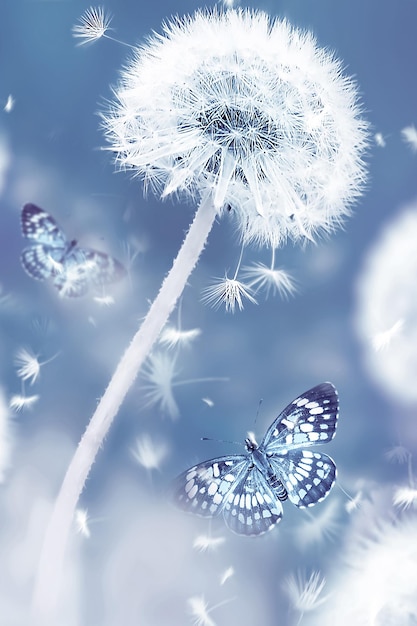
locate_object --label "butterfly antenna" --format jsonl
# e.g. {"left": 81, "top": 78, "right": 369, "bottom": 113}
{"left": 201, "top": 436, "right": 242, "bottom": 447}
{"left": 253, "top": 398, "right": 263, "bottom": 427}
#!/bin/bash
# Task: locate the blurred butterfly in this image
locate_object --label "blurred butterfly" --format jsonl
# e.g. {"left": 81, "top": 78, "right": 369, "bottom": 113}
{"left": 173, "top": 382, "right": 338, "bottom": 536}
{"left": 20, "top": 203, "right": 126, "bottom": 297}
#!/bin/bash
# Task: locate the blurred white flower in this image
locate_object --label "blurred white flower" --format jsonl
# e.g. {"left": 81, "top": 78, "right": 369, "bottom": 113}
{"left": 201, "top": 275, "right": 257, "bottom": 312}
{"left": 193, "top": 534, "right": 225, "bottom": 552}
{"left": 401, "top": 124, "right": 417, "bottom": 153}
{"left": 74, "top": 509, "right": 91, "bottom": 538}
{"left": 293, "top": 498, "right": 341, "bottom": 549}
{"left": 284, "top": 570, "right": 327, "bottom": 615}
{"left": 0, "top": 388, "right": 12, "bottom": 482}
{"left": 9, "top": 394, "right": 39, "bottom": 412}
{"left": 159, "top": 325, "right": 201, "bottom": 349}
{"left": 315, "top": 516, "right": 417, "bottom": 625}
{"left": 103, "top": 9, "right": 367, "bottom": 247}
{"left": 393, "top": 486, "right": 417, "bottom": 510}
{"left": 131, "top": 434, "right": 168, "bottom": 471}
{"left": 243, "top": 262, "right": 296, "bottom": 299}
{"left": 4, "top": 94, "right": 14, "bottom": 113}
{"left": 355, "top": 202, "right": 417, "bottom": 403}
{"left": 371, "top": 318, "right": 403, "bottom": 351}
{"left": 72, "top": 7, "right": 112, "bottom": 46}
{"left": 220, "top": 566, "right": 234, "bottom": 585}
{"left": 374, "top": 132, "right": 386, "bottom": 147}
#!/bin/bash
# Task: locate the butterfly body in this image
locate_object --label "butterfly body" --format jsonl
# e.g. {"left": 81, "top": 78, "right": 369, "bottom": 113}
{"left": 173, "top": 382, "right": 338, "bottom": 536}
{"left": 20, "top": 203, "right": 126, "bottom": 297}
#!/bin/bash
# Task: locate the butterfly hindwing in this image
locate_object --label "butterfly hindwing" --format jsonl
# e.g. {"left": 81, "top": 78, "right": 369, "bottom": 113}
{"left": 21, "top": 245, "right": 56, "bottom": 280}
{"left": 269, "top": 449, "right": 336, "bottom": 508}
{"left": 261, "top": 382, "right": 338, "bottom": 453}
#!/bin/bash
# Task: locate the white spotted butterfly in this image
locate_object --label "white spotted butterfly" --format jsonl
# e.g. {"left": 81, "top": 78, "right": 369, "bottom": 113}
{"left": 173, "top": 382, "right": 338, "bottom": 536}
{"left": 20, "top": 203, "right": 126, "bottom": 297}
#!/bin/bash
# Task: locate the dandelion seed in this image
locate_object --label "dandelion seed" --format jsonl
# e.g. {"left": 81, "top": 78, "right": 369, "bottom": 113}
{"left": 371, "top": 318, "right": 403, "bottom": 351}
{"left": 193, "top": 534, "right": 225, "bottom": 552}
{"left": 243, "top": 262, "right": 296, "bottom": 299}
{"left": 74, "top": 508, "right": 90, "bottom": 538}
{"left": 141, "top": 352, "right": 180, "bottom": 418}
{"left": 4, "top": 94, "right": 14, "bottom": 113}
{"left": 401, "top": 125, "right": 417, "bottom": 152}
{"left": 393, "top": 486, "right": 417, "bottom": 510}
{"left": 202, "top": 397, "right": 214, "bottom": 408}
{"left": 131, "top": 434, "right": 168, "bottom": 471}
{"left": 374, "top": 132, "right": 386, "bottom": 147}
{"left": 345, "top": 490, "right": 363, "bottom": 513}
{"left": 294, "top": 498, "right": 341, "bottom": 549}
{"left": 188, "top": 596, "right": 216, "bottom": 626}
{"left": 159, "top": 325, "right": 201, "bottom": 349}
{"left": 14, "top": 348, "right": 41, "bottom": 385}
{"left": 385, "top": 445, "right": 411, "bottom": 464}
{"left": 220, "top": 567, "right": 234, "bottom": 585}
{"left": 72, "top": 7, "right": 112, "bottom": 46}
{"left": 9, "top": 394, "right": 39, "bottom": 412}
{"left": 284, "top": 570, "right": 327, "bottom": 615}
{"left": 93, "top": 294, "right": 115, "bottom": 306}
{"left": 201, "top": 276, "right": 257, "bottom": 313}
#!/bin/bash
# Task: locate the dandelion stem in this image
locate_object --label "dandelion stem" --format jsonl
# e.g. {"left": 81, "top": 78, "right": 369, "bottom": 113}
{"left": 32, "top": 193, "right": 218, "bottom": 622}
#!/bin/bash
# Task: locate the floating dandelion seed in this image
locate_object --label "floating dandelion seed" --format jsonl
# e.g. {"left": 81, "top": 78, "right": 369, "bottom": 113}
{"left": 72, "top": 7, "right": 112, "bottom": 45}
{"left": 345, "top": 490, "right": 363, "bottom": 513}
{"left": 131, "top": 434, "right": 168, "bottom": 471}
{"left": 36, "top": 10, "right": 367, "bottom": 615}
{"left": 93, "top": 295, "right": 115, "bottom": 306}
{"left": 284, "top": 570, "right": 327, "bottom": 617}
{"left": 141, "top": 352, "right": 180, "bottom": 418}
{"left": 9, "top": 394, "right": 39, "bottom": 412}
{"left": 374, "top": 132, "right": 386, "bottom": 147}
{"left": 202, "top": 397, "right": 214, "bottom": 408}
{"left": 74, "top": 508, "right": 90, "bottom": 538}
{"left": 393, "top": 486, "right": 417, "bottom": 510}
{"left": 220, "top": 566, "right": 234, "bottom": 585}
{"left": 0, "top": 388, "right": 13, "bottom": 483}
{"left": 14, "top": 348, "right": 41, "bottom": 385}
{"left": 401, "top": 124, "right": 417, "bottom": 153}
{"left": 4, "top": 94, "right": 14, "bottom": 113}
{"left": 294, "top": 498, "right": 341, "bottom": 549}
{"left": 371, "top": 318, "right": 404, "bottom": 351}
{"left": 201, "top": 275, "right": 257, "bottom": 312}
{"left": 385, "top": 445, "right": 411, "bottom": 464}
{"left": 243, "top": 248, "right": 296, "bottom": 299}
{"left": 188, "top": 595, "right": 233, "bottom": 626}
{"left": 193, "top": 534, "right": 225, "bottom": 552}
{"left": 159, "top": 325, "right": 202, "bottom": 349}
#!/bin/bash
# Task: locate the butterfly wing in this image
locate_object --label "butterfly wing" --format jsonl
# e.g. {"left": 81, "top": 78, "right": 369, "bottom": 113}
{"left": 269, "top": 449, "right": 336, "bottom": 508}
{"left": 53, "top": 247, "right": 127, "bottom": 297}
{"left": 21, "top": 245, "right": 56, "bottom": 280}
{"left": 21, "top": 203, "right": 68, "bottom": 248}
{"left": 261, "top": 382, "right": 338, "bottom": 453}
{"left": 221, "top": 464, "right": 283, "bottom": 536}
{"left": 173, "top": 455, "right": 283, "bottom": 536}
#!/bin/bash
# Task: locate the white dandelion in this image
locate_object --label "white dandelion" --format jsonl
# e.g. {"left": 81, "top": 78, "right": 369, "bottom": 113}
{"left": 72, "top": 6, "right": 130, "bottom": 48}
{"left": 131, "top": 434, "right": 168, "bottom": 471}
{"left": 202, "top": 275, "right": 257, "bottom": 313}
{"left": 284, "top": 570, "right": 327, "bottom": 619}
{"left": 36, "top": 10, "right": 368, "bottom": 614}
{"left": 401, "top": 124, "right": 417, "bottom": 153}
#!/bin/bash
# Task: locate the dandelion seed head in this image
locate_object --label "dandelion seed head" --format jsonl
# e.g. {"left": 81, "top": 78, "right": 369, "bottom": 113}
{"left": 131, "top": 434, "right": 168, "bottom": 470}
{"left": 72, "top": 6, "right": 112, "bottom": 46}
{"left": 103, "top": 9, "right": 367, "bottom": 247}
{"left": 201, "top": 275, "right": 257, "bottom": 312}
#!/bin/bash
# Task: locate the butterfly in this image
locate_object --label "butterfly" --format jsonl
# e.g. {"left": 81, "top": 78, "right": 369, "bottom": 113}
{"left": 173, "top": 382, "right": 338, "bottom": 536}
{"left": 20, "top": 203, "right": 126, "bottom": 297}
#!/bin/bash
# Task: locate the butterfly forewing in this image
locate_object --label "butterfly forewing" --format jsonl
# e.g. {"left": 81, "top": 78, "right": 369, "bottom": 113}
{"left": 269, "top": 450, "right": 336, "bottom": 508}
{"left": 261, "top": 382, "right": 338, "bottom": 453}
{"left": 173, "top": 455, "right": 248, "bottom": 518}
{"left": 21, "top": 203, "right": 67, "bottom": 247}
